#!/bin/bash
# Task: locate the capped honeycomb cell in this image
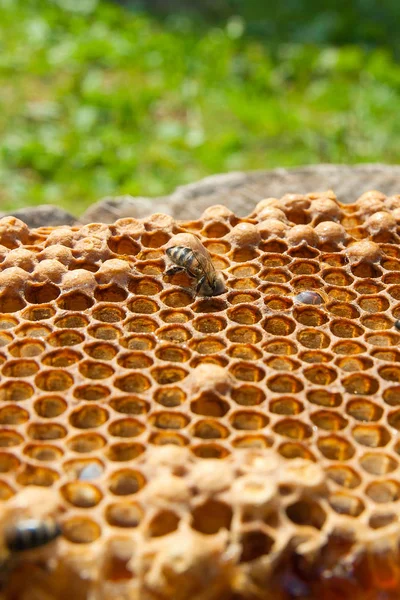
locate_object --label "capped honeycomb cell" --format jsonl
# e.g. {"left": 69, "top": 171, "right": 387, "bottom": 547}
{"left": 0, "top": 196, "right": 400, "bottom": 599}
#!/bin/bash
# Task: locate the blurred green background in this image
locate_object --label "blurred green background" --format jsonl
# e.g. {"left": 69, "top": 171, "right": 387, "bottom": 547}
{"left": 1, "top": 0, "right": 400, "bottom": 214}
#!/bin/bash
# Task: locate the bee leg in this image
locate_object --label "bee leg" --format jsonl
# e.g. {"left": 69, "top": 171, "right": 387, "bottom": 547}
{"left": 196, "top": 275, "right": 206, "bottom": 294}
{"left": 165, "top": 265, "right": 185, "bottom": 276}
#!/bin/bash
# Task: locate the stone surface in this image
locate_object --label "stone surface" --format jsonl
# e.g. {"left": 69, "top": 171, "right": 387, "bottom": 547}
{"left": 4, "top": 205, "right": 76, "bottom": 228}
{"left": 79, "top": 164, "right": 400, "bottom": 223}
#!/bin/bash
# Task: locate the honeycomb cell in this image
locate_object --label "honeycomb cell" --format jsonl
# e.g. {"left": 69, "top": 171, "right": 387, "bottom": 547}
{"left": 92, "top": 305, "right": 125, "bottom": 323}
{"left": 156, "top": 325, "right": 191, "bottom": 343}
{"left": 117, "top": 353, "right": 153, "bottom": 369}
{"left": 105, "top": 502, "right": 144, "bottom": 528}
{"left": 265, "top": 356, "right": 300, "bottom": 371}
{"left": 296, "top": 329, "right": 330, "bottom": 349}
{"left": 16, "top": 464, "right": 59, "bottom": 487}
{"left": 263, "top": 338, "right": 297, "bottom": 355}
{"left": 2, "top": 359, "right": 39, "bottom": 378}
{"left": 28, "top": 422, "right": 67, "bottom": 440}
{"left": 361, "top": 314, "right": 393, "bottom": 330}
{"left": 326, "top": 465, "right": 362, "bottom": 489}
{"left": 230, "top": 363, "right": 265, "bottom": 382}
{"left": 150, "top": 432, "right": 188, "bottom": 446}
{"left": 227, "top": 326, "right": 262, "bottom": 344}
{"left": 286, "top": 499, "right": 326, "bottom": 529}
{"left": 307, "top": 389, "right": 342, "bottom": 407}
{"left": 57, "top": 292, "right": 93, "bottom": 311}
{"left": 260, "top": 268, "right": 291, "bottom": 284}
{"left": 159, "top": 309, "right": 193, "bottom": 324}
{"left": 358, "top": 295, "right": 390, "bottom": 313}
{"left": 61, "top": 482, "right": 103, "bottom": 508}
{"left": 239, "top": 530, "right": 274, "bottom": 562}
{"left": 267, "top": 374, "right": 303, "bottom": 394}
{"left": 23, "top": 444, "right": 63, "bottom": 462}
{"left": 269, "top": 397, "right": 303, "bottom": 415}
{"left": 62, "top": 517, "right": 101, "bottom": 544}
{"left": 383, "top": 387, "right": 400, "bottom": 406}
{"left": 264, "top": 296, "right": 293, "bottom": 312}
{"left": 231, "top": 386, "right": 265, "bottom": 407}
{"left": 359, "top": 453, "right": 398, "bottom": 475}
{"left": 35, "top": 370, "right": 74, "bottom": 391}
{"left": 191, "top": 500, "right": 232, "bottom": 534}
{"left": 346, "top": 399, "right": 383, "bottom": 421}
{"left": 230, "top": 264, "right": 260, "bottom": 278}
{"left": 128, "top": 297, "right": 159, "bottom": 314}
{"left": 329, "top": 493, "right": 364, "bottom": 517}
{"left": 380, "top": 365, "right": 400, "bottom": 382}
{"left": 141, "top": 231, "right": 170, "bottom": 248}
{"left": 299, "top": 350, "right": 333, "bottom": 363}
{"left": 332, "top": 340, "right": 366, "bottom": 355}
{"left": 70, "top": 406, "right": 109, "bottom": 429}
{"left": 352, "top": 425, "right": 391, "bottom": 447}
{"left": 278, "top": 442, "right": 316, "bottom": 461}
{"left": 366, "top": 331, "right": 400, "bottom": 346}
{"left": 228, "top": 344, "right": 263, "bottom": 361}
{"left": 263, "top": 316, "right": 295, "bottom": 336}
{"left": 109, "top": 469, "right": 146, "bottom": 496}
{"left": 366, "top": 480, "right": 400, "bottom": 503}
{"left": 108, "top": 236, "right": 140, "bottom": 256}
{"left": 310, "top": 411, "right": 347, "bottom": 431}
{"left": 227, "top": 306, "right": 261, "bottom": 325}
{"left": 0, "top": 453, "right": 20, "bottom": 473}
{"left": 42, "top": 349, "right": 82, "bottom": 367}
{"left": 151, "top": 366, "right": 188, "bottom": 384}
{"left": 192, "top": 419, "right": 229, "bottom": 439}
{"left": 0, "top": 405, "right": 29, "bottom": 425}
{"left": 66, "top": 433, "right": 106, "bottom": 453}
{"left": 273, "top": 419, "right": 312, "bottom": 440}
{"left": 304, "top": 365, "right": 337, "bottom": 385}
{"left": 0, "top": 381, "right": 34, "bottom": 402}
{"left": 54, "top": 314, "right": 89, "bottom": 329}
{"left": 342, "top": 374, "right": 379, "bottom": 395}
{"left": 327, "top": 303, "right": 360, "bottom": 320}
{"left": 330, "top": 320, "right": 364, "bottom": 338}
{"left": 0, "top": 430, "right": 24, "bottom": 447}
{"left": 106, "top": 442, "right": 145, "bottom": 462}
{"left": 114, "top": 373, "right": 151, "bottom": 393}
{"left": 191, "top": 394, "right": 230, "bottom": 416}
{"left": 322, "top": 269, "right": 353, "bottom": 286}
{"left": 25, "top": 282, "right": 60, "bottom": 304}
{"left": 47, "top": 329, "right": 85, "bottom": 346}
{"left": 230, "top": 411, "right": 268, "bottom": 431}
{"left": 228, "top": 291, "right": 260, "bottom": 305}
{"left": 232, "top": 435, "right": 272, "bottom": 449}
{"left": 22, "top": 305, "right": 56, "bottom": 321}
{"left": 84, "top": 342, "right": 118, "bottom": 361}
{"left": 204, "top": 240, "right": 231, "bottom": 254}
{"left": 317, "top": 435, "right": 355, "bottom": 460}
{"left": 0, "top": 316, "right": 18, "bottom": 330}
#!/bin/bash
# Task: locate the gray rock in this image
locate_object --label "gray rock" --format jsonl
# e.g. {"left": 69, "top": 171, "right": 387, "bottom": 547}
{"left": 79, "top": 164, "right": 400, "bottom": 223}
{"left": 5, "top": 205, "right": 76, "bottom": 228}
{"left": 79, "top": 195, "right": 171, "bottom": 224}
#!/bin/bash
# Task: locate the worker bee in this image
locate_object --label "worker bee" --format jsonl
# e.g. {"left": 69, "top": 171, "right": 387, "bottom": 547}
{"left": 165, "top": 234, "right": 225, "bottom": 296}
{"left": 5, "top": 518, "right": 61, "bottom": 553}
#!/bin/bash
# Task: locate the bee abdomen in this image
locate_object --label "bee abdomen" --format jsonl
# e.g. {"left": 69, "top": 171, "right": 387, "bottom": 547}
{"left": 167, "top": 246, "right": 196, "bottom": 270}
{"left": 5, "top": 519, "right": 61, "bottom": 552}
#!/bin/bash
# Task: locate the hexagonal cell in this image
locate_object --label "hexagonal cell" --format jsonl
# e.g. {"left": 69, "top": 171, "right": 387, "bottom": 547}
{"left": 326, "top": 465, "right": 361, "bottom": 489}
{"left": 118, "top": 352, "right": 154, "bottom": 368}
{"left": 286, "top": 499, "right": 326, "bottom": 529}
{"left": 159, "top": 309, "right": 193, "bottom": 324}
{"left": 0, "top": 315, "right": 18, "bottom": 330}
{"left": 128, "top": 278, "right": 162, "bottom": 297}
{"left": 92, "top": 305, "right": 126, "bottom": 323}
{"left": 27, "top": 422, "right": 67, "bottom": 440}
{"left": 0, "top": 452, "right": 20, "bottom": 473}
{"left": 192, "top": 419, "right": 229, "bottom": 439}
{"left": 42, "top": 349, "right": 82, "bottom": 368}
{"left": 105, "top": 502, "right": 144, "bottom": 528}
{"left": 326, "top": 287, "right": 357, "bottom": 302}
{"left": 278, "top": 442, "right": 316, "bottom": 461}
{"left": 69, "top": 406, "right": 109, "bottom": 429}
{"left": 35, "top": 370, "right": 74, "bottom": 391}
{"left": 109, "top": 469, "right": 146, "bottom": 496}
{"left": 23, "top": 444, "right": 64, "bottom": 462}
{"left": 0, "top": 381, "right": 34, "bottom": 402}
{"left": 317, "top": 435, "right": 355, "bottom": 461}
{"left": 191, "top": 499, "right": 232, "bottom": 534}
{"left": 22, "top": 305, "right": 56, "bottom": 322}
{"left": 264, "top": 296, "right": 293, "bottom": 312}
{"left": 366, "top": 480, "right": 400, "bottom": 503}
{"left": 310, "top": 410, "right": 347, "bottom": 431}
{"left": 190, "top": 355, "right": 229, "bottom": 369}
{"left": 345, "top": 399, "right": 383, "bottom": 422}
{"left": 263, "top": 316, "right": 295, "bottom": 336}
{"left": 351, "top": 263, "right": 382, "bottom": 278}
{"left": 106, "top": 442, "right": 145, "bottom": 462}
{"left": 192, "top": 315, "right": 226, "bottom": 334}
{"left": 230, "top": 363, "right": 265, "bottom": 382}
{"left": 262, "top": 240, "right": 288, "bottom": 253}
{"left": 54, "top": 314, "right": 89, "bottom": 329}
{"left": 296, "top": 329, "right": 330, "bottom": 349}
{"left": 108, "top": 235, "right": 140, "bottom": 256}
{"left": 141, "top": 231, "right": 170, "bottom": 248}
{"left": 232, "top": 435, "right": 272, "bottom": 449}
{"left": 260, "top": 268, "right": 291, "bottom": 284}
{"left": 84, "top": 342, "right": 118, "bottom": 361}
{"left": 0, "top": 405, "right": 29, "bottom": 425}
{"left": 66, "top": 434, "right": 106, "bottom": 453}
{"left": 299, "top": 350, "right": 333, "bottom": 364}
{"left": 355, "top": 280, "right": 384, "bottom": 295}
{"left": 149, "top": 432, "right": 188, "bottom": 447}
{"left": 128, "top": 297, "right": 159, "bottom": 314}
{"left": 228, "top": 344, "right": 263, "bottom": 361}
{"left": 304, "top": 365, "right": 337, "bottom": 385}
{"left": 267, "top": 374, "right": 303, "bottom": 394}
{"left": 8, "top": 338, "right": 45, "bottom": 358}
{"left": 228, "top": 291, "right": 261, "bottom": 306}
{"left": 204, "top": 240, "right": 231, "bottom": 255}
{"left": 34, "top": 396, "right": 67, "bottom": 418}
{"left": 263, "top": 338, "right": 297, "bottom": 355}
{"left": 191, "top": 393, "right": 230, "bottom": 417}
{"left": 307, "top": 389, "right": 342, "bottom": 407}
{"left": 380, "top": 365, "right": 400, "bottom": 383}
{"left": 156, "top": 325, "right": 192, "bottom": 343}
{"left": 108, "top": 418, "right": 146, "bottom": 438}
{"left": 342, "top": 374, "right": 379, "bottom": 395}
{"left": 227, "top": 305, "right": 262, "bottom": 325}
{"left": 327, "top": 302, "right": 360, "bottom": 320}
{"left": 160, "top": 290, "right": 193, "bottom": 309}
{"left": 366, "top": 332, "right": 400, "bottom": 347}
{"left": 151, "top": 366, "right": 188, "bottom": 385}
{"left": 202, "top": 223, "right": 230, "bottom": 238}
{"left": 62, "top": 517, "right": 101, "bottom": 544}
{"left": 293, "top": 308, "right": 328, "bottom": 328}
{"left": 227, "top": 326, "right": 262, "bottom": 344}
{"left": 61, "top": 482, "right": 103, "bottom": 508}
{"left": 2, "top": 359, "right": 39, "bottom": 378}
{"left": 265, "top": 356, "right": 300, "bottom": 371}
{"left": 273, "top": 419, "right": 312, "bottom": 440}
{"left": 358, "top": 295, "right": 390, "bottom": 313}
{"left": 230, "top": 410, "right": 268, "bottom": 431}
{"left": 322, "top": 269, "right": 353, "bottom": 287}
{"left": 0, "top": 430, "right": 24, "bottom": 447}
{"left": 48, "top": 329, "right": 85, "bottom": 347}
{"left": 57, "top": 292, "right": 93, "bottom": 311}
{"left": 239, "top": 529, "right": 275, "bottom": 562}
{"left": 361, "top": 314, "right": 393, "bottom": 331}
{"left": 352, "top": 425, "right": 391, "bottom": 447}
{"left": 16, "top": 464, "right": 59, "bottom": 487}
{"left": 369, "top": 513, "right": 397, "bottom": 529}
{"left": 359, "top": 453, "right": 398, "bottom": 475}
{"left": 114, "top": 373, "right": 151, "bottom": 393}
{"left": 269, "top": 397, "right": 303, "bottom": 416}
{"left": 330, "top": 320, "right": 364, "bottom": 338}
{"left": 329, "top": 493, "right": 364, "bottom": 517}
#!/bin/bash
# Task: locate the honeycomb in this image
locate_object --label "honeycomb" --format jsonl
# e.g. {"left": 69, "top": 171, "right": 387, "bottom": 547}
{"left": 1, "top": 191, "right": 400, "bottom": 599}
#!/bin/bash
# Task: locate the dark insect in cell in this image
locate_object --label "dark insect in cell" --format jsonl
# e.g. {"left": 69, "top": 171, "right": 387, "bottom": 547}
{"left": 395, "top": 320, "right": 400, "bottom": 331}
{"left": 5, "top": 518, "right": 61, "bottom": 553}
{"left": 294, "top": 291, "right": 324, "bottom": 306}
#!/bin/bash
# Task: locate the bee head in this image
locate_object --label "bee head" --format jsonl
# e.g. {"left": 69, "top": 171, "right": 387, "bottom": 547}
{"left": 210, "top": 273, "right": 226, "bottom": 296}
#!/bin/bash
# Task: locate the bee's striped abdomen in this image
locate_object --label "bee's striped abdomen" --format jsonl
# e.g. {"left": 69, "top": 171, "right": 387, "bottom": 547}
{"left": 167, "top": 246, "right": 197, "bottom": 275}
{"left": 5, "top": 519, "right": 61, "bottom": 552}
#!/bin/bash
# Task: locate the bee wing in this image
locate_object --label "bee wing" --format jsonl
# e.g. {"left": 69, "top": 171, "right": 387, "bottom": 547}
{"left": 189, "top": 236, "right": 217, "bottom": 284}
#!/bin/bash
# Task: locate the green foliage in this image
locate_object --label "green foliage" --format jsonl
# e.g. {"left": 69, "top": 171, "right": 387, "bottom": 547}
{"left": 0, "top": 0, "right": 400, "bottom": 213}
